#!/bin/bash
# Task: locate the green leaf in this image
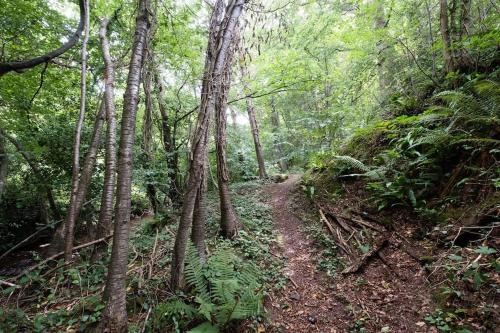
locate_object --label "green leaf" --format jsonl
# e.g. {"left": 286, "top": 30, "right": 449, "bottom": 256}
{"left": 187, "top": 322, "right": 220, "bottom": 333}
{"left": 408, "top": 189, "right": 417, "bottom": 207}
{"left": 448, "top": 254, "right": 462, "bottom": 261}
{"left": 474, "top": 246, "right": 497, "bottom": 255}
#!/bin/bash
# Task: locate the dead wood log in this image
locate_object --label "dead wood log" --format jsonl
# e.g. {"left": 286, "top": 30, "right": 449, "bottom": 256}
{"left": 11, "top": 235, "right": 112, "bottom": 280}
{"left": 341, "top": 236, "right": 388, "bottom": 274}
{"left": 319, "top": 208, "right": 352, "bottom": 255}
{"left": 0, "top": 224, "right": 55, "bottom": 262}
{"left": 339, "top": 214, "right": 386, "bottom": 233}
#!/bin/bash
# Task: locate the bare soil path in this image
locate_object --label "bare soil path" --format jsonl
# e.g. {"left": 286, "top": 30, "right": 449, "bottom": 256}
{"left": 264, "top": 174, "right": 351, "bottom": 332}
{"left": 264, "top": 174, "right": 434, "bottom": 333}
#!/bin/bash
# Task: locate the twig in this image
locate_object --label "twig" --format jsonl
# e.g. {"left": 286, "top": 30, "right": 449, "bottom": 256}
{"left": 288, "top": 276, "right": 299, "bottom": 289}
{"left": 29, "top": 61, "right": 49, "bottom": 107}
{"left": 342, "top": 236, "right": 388, "bottom": 274}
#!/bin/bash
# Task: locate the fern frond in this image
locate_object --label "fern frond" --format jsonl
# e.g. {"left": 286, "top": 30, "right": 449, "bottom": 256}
{"left": 453, "top": 137, "right": 500, "bottom": 145}
{"left": 185, "top": 243, "right": 211, "bottom": 303}
{"left": 333, "top": 155, "right": 370, "bottom": 172}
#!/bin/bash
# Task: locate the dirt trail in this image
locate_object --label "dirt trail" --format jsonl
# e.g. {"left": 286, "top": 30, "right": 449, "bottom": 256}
{"left": 265, "top": 174, "right": 350, "bottom": 332}
{"left": 264, "top": 175, "right": 434, "bottom": 333}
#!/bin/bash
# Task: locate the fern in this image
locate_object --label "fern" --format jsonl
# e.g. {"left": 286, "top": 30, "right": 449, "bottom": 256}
{"left": 185, "top": 244, "right": 211, "bottom": 303}
{"left": 333, "top": 155, "right": 370, "bottom": 172}
{"left": 157, "top": 244, "right": 264, "bottom": 331}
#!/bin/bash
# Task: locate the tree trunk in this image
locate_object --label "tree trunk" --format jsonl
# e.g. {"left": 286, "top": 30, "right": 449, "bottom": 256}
{"left": 270, "top": 98, "right": 288, "bottom": 172}
{"left": 154, "top": 70, "right": 180, "bottom": 204}
{"left": 49, "top": 100, "right": 105, "bottom": 257}
{"left": 375, "top": 0, "right": 389, "bottom": 93}
{"left": 215, "top": 52, "right": 238, "bottom": 239}
{"left": 239, "top": 60, "right": 267, "bottom": 178}
{"left": 142, "top": 55, "right": 160, "bottom": 214}
{"left": 0, "top": 0, "right": 87, "bottom": 76}
{"left": 100, "top": 1, "right": 150, "bottom": 331}
{"left": 170, "top": 0, "right": 245, "bottom": 291}
{"left": 425, "top": 0, "right": 438, "bottom": 80}
{"left": 457, "top": 0, "right": 473, "bottom": 71}
{"left": 64, "top": 0, "right": 90, "bottom": 262}
{"left": 93, "top": 17, "right": 117, "bottom": 262}
{"left": 440, "top": 0, "right": 455, "bottom": 73}
{"left": 230, "top": 108, "right": 238, "bottom": 130}
{"left": 0, "top": 130, "right": 7, "bottom": 200}
{"left": 191, "top": 154, "right": 208, "bottom": 262}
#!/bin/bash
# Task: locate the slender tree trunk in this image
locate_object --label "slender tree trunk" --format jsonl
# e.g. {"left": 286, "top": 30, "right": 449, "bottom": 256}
{"left": 457, "top": 0, "right": 473, "bottom": 71}
{"left": 171, "top": 0, "right": 245, "bottom": 291}
{"left": 100, "top": 1, "right": 150, "bottom": 331}
{"left": 239, "top": 60, "right": 267, "bottom": 178}
{"left": 375, "top": 0, "right": 389, "bottom": 93}
{"left": 142, "top": 57, "right": 160, "bottom": 214}
{"left": 154, "top": 71, "right": 180, "bottom": 204}
{"left": 230, "top": 108, "right": 238, "bottom": 130}
{"left": 64, "top": 0, "right": 90, "bottom": 262}
{"left": 93, "top": 17, "right": 117, "bottom": 261}
{"left": 49, "top": 100, "right": 105, "bottom": 257}
{"left": 440, "top": 0, "right": 455, "bottom": 73}
{"left": 191, "top": 153, "right": 208, "bottom": 262}
{"left": 270, "top": 98, "right": 287, "bottom": 172}
{"left": 215, "top": 55, "right": 238, "bottom": 239}
{"left": 425, "top": 0, "right": 437, "bottom": 79}
{"left": 0, "top": 130, "right": 7, "bottom": 200}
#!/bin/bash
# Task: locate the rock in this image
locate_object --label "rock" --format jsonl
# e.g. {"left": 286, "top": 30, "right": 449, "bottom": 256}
{"left": 308, "top": 315, "right": 317, "bottom": 324}
{"left": 289, "top": 291, "right": 301, "bottom": 301}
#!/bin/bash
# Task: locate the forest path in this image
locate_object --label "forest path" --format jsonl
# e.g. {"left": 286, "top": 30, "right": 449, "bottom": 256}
{"left": 264, "top": 174, "right": 350, "bottom": 332}
{"left": 263, "top": 175, "right": 435, "bottom": 333}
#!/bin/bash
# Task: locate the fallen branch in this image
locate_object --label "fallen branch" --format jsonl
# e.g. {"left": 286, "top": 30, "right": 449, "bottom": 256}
{"left": 0, "top": 279, "right": 20, "bottom": 288}
{"left": 319, "top": 208, "right": 352, "bottom": 254}
{"left": 0, "top": 224, "right": 55, "bottom": 262}
{"left": 341, "top": 215, "right": 386, "bottom": 233}
{"left": 11, "top": 235, "right": 112, "bottom": 281}
{"left": 342, "top": 236, "right": 388, "bottom": 274}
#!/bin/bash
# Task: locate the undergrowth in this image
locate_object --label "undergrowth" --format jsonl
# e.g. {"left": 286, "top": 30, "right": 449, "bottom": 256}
{"left": 303, "top": 73, "right": 499, "bottom": 332}
{"left": 0, "top": 179, "right": 282, "bottom": 332}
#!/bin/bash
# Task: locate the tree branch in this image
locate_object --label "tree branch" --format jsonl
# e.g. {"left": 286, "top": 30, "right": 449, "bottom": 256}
{"left": 0, "top": 0, "right": 87, "bottom": 76}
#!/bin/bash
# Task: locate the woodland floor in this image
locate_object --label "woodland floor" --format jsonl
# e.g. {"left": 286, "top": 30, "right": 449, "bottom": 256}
{"left": 264, "top": 175, "right": 436, "bottom": 333}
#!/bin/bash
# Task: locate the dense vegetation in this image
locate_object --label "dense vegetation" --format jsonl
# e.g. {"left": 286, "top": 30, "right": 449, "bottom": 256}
{"left": 0, "top": 0, "right": 498, "bottom": 332}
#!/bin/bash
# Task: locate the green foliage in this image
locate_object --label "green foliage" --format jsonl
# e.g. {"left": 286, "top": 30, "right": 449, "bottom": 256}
{"left": 153, "top": 244, "right": 264, "bottom": 332}
{"left": 313, "top": 78, "right": 499, "bottom": 212}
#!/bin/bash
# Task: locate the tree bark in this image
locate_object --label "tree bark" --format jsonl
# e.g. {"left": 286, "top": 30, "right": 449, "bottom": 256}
{"left": 440, "top": 0, "right": 455, "bottom": 73}
{"left": 0, "top": 130, "right": 7, "bottom": 200}
{"left": 100, "top": 0, "right": 150, "bottom": 330}
{"left": 48, "top": 99, "right": 106, "bottom": 257}
{"left": 170, "top": 0, "right": 245, "bottom": 291}
{"left": 154, "top": 70, "right": 180, "bottom": 204}
{"left": 93, "top": 17, "right": 118, "bottom": 262}
{"left": 191, "top": 154, "right": 208, "bottom": 263}
{"left": 142, "top": 54, "right": 160, "bottom": 214}
{"left": 215, "top": 52, "right": 238, "bottom": 239}
{"left": 64, "top": 0, "right": 91, "bottom": 262}
{"left": 0, "top": 0, "right": 87, "bottom": 76}
{"left": 375, "top": 0, "right": 389, "bottom": 93}
{"left": 239, "top": 59, "right": 267, "bottom": 178}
